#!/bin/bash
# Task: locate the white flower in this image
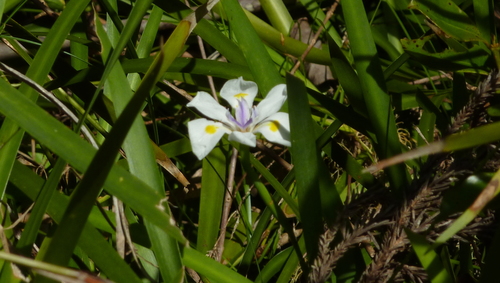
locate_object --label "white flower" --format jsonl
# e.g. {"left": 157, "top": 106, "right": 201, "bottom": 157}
{"left": 187, "top": 77, "right": 291, "bottom": 160}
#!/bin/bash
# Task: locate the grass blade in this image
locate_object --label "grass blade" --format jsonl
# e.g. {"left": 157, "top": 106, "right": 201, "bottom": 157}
{"left": 341, "top": 0, "right": 409, "bottom": 191}
{"left": 197, "top": 148, "right": 227, "bottom": 254}
{"left": 220, "top": 0, "right": 283, "bottom": 94}
{"left": 287, "top": 73, "right": 326, "bottom": 261}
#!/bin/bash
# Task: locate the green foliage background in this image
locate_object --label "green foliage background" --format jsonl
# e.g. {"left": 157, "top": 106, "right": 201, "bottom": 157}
{"left": 0, "top": 0, "right": 499, "bottom": 282}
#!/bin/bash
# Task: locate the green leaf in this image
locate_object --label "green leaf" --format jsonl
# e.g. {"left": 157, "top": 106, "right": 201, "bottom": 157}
{"left": 10, "top": 161, "right": 141, "bottom": 283}
{"left": 405, "top": 229, "right": 454, "bottom": 283}
{"left": 434, "top": 168, "right": 500, "bottom": 247}
{"left": 327, "top": 35, "right": 367, "bottom": 115}
{"left": 259, "top": 0, "right": 293, "bottom": 35}
{"left": 0, "top": 0, "right": 91, "bottom": 242}
{"left": 341, "top": 0, "right": 409, "bottom": 191}
{"left": 367, "top": 120, "right": 500, "bottom": 172}
{"left": 401, "top": 35, "right": 492, "bottom": 71}
{"left": 182, "top": 247, "right": 253, "bottom": 283}
{"left": 220, "top": 0, "right": 283, "bottom": 94}
{"left": 249, "top": 155, "right": 300, "bottom": 219}
{"left": 287, "top": 73, "right": 324, "bottom": 261}
{"left": 255, "top": 247, "right": 294, "bottom": 283}
{"left": 15, "top": 159, "right": 67, "bottom": 256}
{"left": 49, "top": 58, "right": 253, "bottom": 88}
{"left": 409, "top": 0, "right": 484, "bottom": 42}
{"left": 197, "top": 148, "right": 226, "bottom": 254}
{"left": 473, "top": 0, "right": 494, "bottom": 44}
{"left": 0, "top": 51, "right": 248, "bottom": 283}
{"left": 247, "top": 11, "right": 331, "bottom": 65}
{"left": 35, "top": 20, "right": 191, "bottom": 276}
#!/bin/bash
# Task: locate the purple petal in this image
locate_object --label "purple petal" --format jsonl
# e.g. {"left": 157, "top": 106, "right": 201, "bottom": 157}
{"left": 235, "top": 99, "right": 251, "bottom": 125}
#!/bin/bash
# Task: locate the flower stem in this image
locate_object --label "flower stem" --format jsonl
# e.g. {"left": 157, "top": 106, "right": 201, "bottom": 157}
{"left": 214, "top": 147, "right": 239, "bottom": 262}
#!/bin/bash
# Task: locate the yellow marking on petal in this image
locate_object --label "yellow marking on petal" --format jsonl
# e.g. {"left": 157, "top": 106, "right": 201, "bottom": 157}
{"left": 205, "top": 125, "right": 218, "bottom": 134}
{"left": 234, "top": 93, "right": 248, "bottom": 99}
{"left": 269, "top": 121, "right": 280, "bottom": 132}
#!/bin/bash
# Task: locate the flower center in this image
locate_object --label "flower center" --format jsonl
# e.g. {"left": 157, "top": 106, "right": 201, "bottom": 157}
{"left": 226, "top": 98, "right": 257, "bottom": 131}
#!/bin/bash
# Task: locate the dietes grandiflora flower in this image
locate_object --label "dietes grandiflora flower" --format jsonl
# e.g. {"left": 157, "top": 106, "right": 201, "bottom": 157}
{"left": 187, "top": 77, "right": 290, "bottom": 160}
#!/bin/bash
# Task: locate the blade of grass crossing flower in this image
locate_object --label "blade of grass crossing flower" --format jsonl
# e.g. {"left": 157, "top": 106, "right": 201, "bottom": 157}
{"left": 405, "top": 229, "right": 454, "bottom": 283}
{"left": 197, "top": 148, "right": 227, "bottom": 254}
{"left": 220, "top": 0, "right": 283, "bottom": 94}
{"left": 10, "top": 162, "right": 142, "bottom": 283}
{"left": 341, "top": 0, "right": 409, "bottom": 192}
{"left": 0, "top": 0, "right": 89, "bottom": 229}
{"left": 286, "top": 73, "right": 325, "bottom": 261}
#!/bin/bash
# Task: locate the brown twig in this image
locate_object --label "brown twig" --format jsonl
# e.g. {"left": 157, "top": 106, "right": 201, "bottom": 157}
{"left": 197, "top": 35, "right": 218, "bottom": 102}
{"left": 256, "top": 140, "right": 293, "bottom": 171}
{"left": 290, "top": 0, "right": 340, "bottom": 75}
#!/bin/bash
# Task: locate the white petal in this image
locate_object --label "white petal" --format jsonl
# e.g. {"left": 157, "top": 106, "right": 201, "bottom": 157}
{"left": 254, "top": 84, "right": 287, "bottom": 124}
{"left": 254, "top": 112, "right": 291, "bottom": 147}
{"left": 220, "top": 77, "right": 258, "bottom": 109}
{"left": 228, "top": 131, "right": 256, "bottom": 147}
{"left": 188, "top": 119, "right": 231, "bottom": 160}
{"left": 187, "top": 91, "right": 231, "bottom": 124}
